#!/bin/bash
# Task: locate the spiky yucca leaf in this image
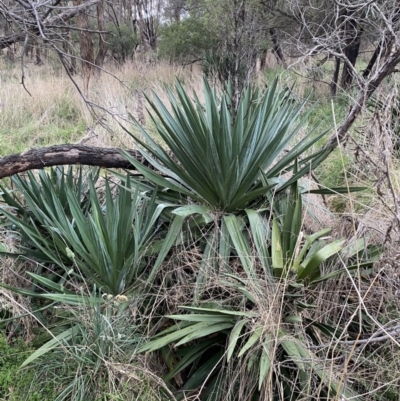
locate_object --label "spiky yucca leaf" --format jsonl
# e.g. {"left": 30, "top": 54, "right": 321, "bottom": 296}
{"left": 0, "top": 172, "right": 174, "bottom": 295}
{"left": 123, "top": 78, "right": 329, "bottom": 212}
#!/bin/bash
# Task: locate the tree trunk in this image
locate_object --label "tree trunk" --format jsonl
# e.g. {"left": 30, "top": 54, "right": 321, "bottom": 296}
{"left": 363, "top": 40, "right": 384, "bottom": 79}
{"left": 74, "top": 0, "right": 95, "bottom": 95}
{"left": 94, "top": 0, "right": 107, "bottom": 68}
{"left": 3, "top": 0, "right": 15, "bottom": 61}
{"left": 325, "top": 48, "right": 400, "bottom": 152}
{"left": 133, "top": 0, "right": 157, "bottom": 53}
{"left": 34, "top": 41, "right": 43, "bottom": 65}
{"left": 62, "top": 28, "right": 77, "bottom": 75}
{"left": 363, "top": 8, "right": 400, "bottom": 79}
{"left": 259, "top": 48, "right": 268, "bottom": 70}
{"left": 269, "top": 28, "right": 286, "bottom": 67}
{"left": 340, "top": 19, "right": 363, "bottom": 89}
{"left": 331, "top": 57, "right": 341, "bottom": 95}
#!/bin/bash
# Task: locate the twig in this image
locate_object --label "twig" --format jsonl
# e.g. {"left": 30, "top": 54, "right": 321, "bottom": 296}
{"left": 20, "top": 34, "right": 32, "bottom": 97}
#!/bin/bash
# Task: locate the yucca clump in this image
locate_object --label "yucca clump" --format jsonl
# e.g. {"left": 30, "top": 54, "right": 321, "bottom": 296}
{"left": 0, "top": 78, "right": 380, "bottom": 400}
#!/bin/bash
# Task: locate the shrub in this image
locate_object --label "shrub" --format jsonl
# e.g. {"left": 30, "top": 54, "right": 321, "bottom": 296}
{"left": 158, "top": 18, "right": 217, "bottom": 62}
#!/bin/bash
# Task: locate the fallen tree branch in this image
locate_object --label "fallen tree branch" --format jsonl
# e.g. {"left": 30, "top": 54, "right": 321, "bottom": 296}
{"left": 0, "top": 145, "right": 144, "bottom": 179}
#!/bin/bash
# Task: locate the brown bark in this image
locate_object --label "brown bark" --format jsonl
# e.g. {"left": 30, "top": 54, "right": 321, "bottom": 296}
{"left": 3, "top": 0, "right": 15, "bottom": 61}
{"left": 94, "top": 0, "right": 107, "bottom": 68}
{"left": 35, "top": 41, "right": 42, "bottom": 65}
{"left": 62, "top": 28, "right": 77, "bottom": 74}
{"left": 259, "top": 48, "right": 268, "bottom": 70}
{"left": 340, "top": 20, "right": 363, "bottom": 89}
{"left": 363, "top": 40, "right": 384, "bottom": 79}
{"left": 363, "top": 8, "right": 400, "bottom": 79}
{"left": 133, "top": 0, "right": 157, "bottom": 52}
{"left": 326, "top": 48, "right": 400, "bottom": 152}
{"left": 0, "top": 0, "right": 102, "bottom": 51}
{"left": 74, "top": 0, "right": 95, "bottom": 95}
{"left": 0, "top": 145, "right": 144, "bottom": 179}
{"left": 331, "top": 57, "right": 341, "bottom": 95}
{"left": 269, "top": 28, "right": 286, "bottom": 67}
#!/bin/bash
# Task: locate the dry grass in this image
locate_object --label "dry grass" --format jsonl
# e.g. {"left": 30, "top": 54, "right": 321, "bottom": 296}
{"left": 0, "top": 59, "right": 203, "bottom": 154}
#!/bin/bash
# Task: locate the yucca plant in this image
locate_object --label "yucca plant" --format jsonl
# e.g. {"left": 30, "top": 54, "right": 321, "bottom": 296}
{"left": 0, "top": 166, "right": 98, "bottom": 269}
{"left": 0, "top": 166, "right": 98, "bottom": 223}
{"left": 116, "top": 78, "right": 380, "bottom": 399}
{"left": 0, "top": 171, "right": 174, "bottom": 295}
{"left": 137, "top": 179, "right": 379, "bottom": 400}
{"left": 122, "top": 78, "right": 329, "bottom": 213}
{"left": 120, "top": 78, "right": 336, "bottom": 282}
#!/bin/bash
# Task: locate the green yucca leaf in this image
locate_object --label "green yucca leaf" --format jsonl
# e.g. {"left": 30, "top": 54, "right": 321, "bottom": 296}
{"left": 227, "top": 319, "right": 247, "bottom": 361}
{"left": 21, "top": 326, "right": 79, "bottom": 368}
{"left": 223, "top": 214, "right": 257, "bottom": 279}
{"left": 164, "top": 339, "right": 217, "bottom": 382}
{"left": 246, "top": 209, "right": 273, "bottom": 277}
{"left": 259, "top": 336, "right": 272, "bottom": 390}
{"left": 177, "top": 351, "right": 224, "bottom": 399}
{"left": 173, "top": 205, "right": 211, "bottom": 216}
{"left": 295, "top": 300, "right": 318, "bottom": 309}
{"left": 291, "top": 228, "right": 332, "bottom": 272}
{"left": 271, "top": 218, "right": 283, "bottom": 272}
{"left": 304, "top": 319, "right": 343, "bottom": 338}
{"left": 27, "top": 272, "right": 74, "bottom": 294}
{"left": 122, "top": 77, "right": 328, "bottom": 212}
{"left": 308, "top": 186, "right": 367, "bottom": 195}
{"left": 312, "top": 261, "right": 374, "bottom": 284}
{"left": 0, "top": 170, "right": 173, "bottom": 295}
{"left": 138, "top": 321, "right": 215, "bottom": 353}
{"left": 285, "top": 315, "right": 303, "bottom": 323}
{"left": 236, "top": 286, "right": 257, "bottom": 303}
{"left": 166, "top": 314, "right": 234, "bottom": 322}
{"left": 297, "top": 239, "right": 346, "bottom": 280}
{"left": 146, "top": 214, "right": 184, "bottom": 283}
{"left": 179, "top": 306, "right": 257, "bottom": 317}
{"left": 280, "top": 338, "right": 305, "bottom": 371}
{"left": 175, "top": 322, "right": 235, "bottom": 347}
{"left": 151, "top": 320, "right": 194, "bottom": 338}
{"left": 237, "top": 326, "right": 263, "bottom": 357}
{"left": 247, "top": 353, "right": 258, "bottom": 371}
{"left": 0, "top": 282, "right": 101, "bottom": 305}
{"left": 279, "top": 170, "right": 303, "bottom": 270}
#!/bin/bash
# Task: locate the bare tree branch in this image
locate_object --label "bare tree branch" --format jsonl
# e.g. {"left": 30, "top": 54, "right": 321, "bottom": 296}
{"left": 0, "top": 145, "right": 146, "bottom": 179}
{"left": 0, "top": 0, "right": 102, "bottom": 50}
{"left": 326, "top": 47, "right": 400, "bottom": 151}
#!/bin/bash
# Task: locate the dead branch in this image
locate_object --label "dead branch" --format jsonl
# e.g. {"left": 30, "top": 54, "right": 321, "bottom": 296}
{"left": 325, "top": 48, "right": 400, "bottom": 152}
{"left": 0, "top": 145, "right": 146, "bottom": 179}
{"left": 0, "top": 0, "right": 102, "bottom": 50}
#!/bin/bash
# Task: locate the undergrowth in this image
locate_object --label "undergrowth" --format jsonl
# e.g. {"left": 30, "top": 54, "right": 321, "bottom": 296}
{"left": 1, "top": 58, "right": 400, "bottom": 400}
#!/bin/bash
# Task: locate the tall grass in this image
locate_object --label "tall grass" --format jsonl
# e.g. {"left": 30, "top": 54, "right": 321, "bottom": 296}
{"left": 0, "top": 59, "right": 202, "bottom": 154}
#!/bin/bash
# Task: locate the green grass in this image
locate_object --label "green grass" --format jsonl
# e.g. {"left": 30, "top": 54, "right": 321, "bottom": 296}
{"left": 0, "top": 84, "right": 87, "bottom": 156}
{"left": 0, "top": 331, "right": 57, "bottom": 400}
{"left": 0, "top": 122, "right": 85, "bottom": 156}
